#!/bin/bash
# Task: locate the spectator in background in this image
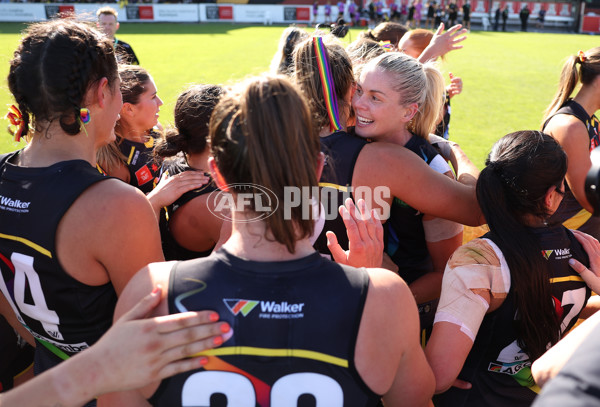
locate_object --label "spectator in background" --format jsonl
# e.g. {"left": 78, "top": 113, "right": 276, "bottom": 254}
{"left": 462, "top": 0, "right": 471, "bottom": 30}
{"left": 348, "top": 0, "right": 357, "bottom": 24}
{"left": 376, "top": 0, "right": 385, "bottom": 24}
{"left": 502, "top": 5, "right": 509, "bottom": 31}
{"left": 390, "top": 0, "right": 400, "bottom": 22}
{"left": 401, "top": 0, "right": 409, "bottom": 24}
{"left": 435, "top": 4, "right": 444, "bottom": 26}
{"left": 413, "top": 0, "right": 423, "bottom": 27}
{"left": 494, "top": 6, "right": 501, "bottom": 31}
{"left": 536, "top": 7, "right": 546, "bottom": 30}
{"left": 325, "top": 0, "right": 332, "bottom": 24}
{"left": 520, "top": 4, "right": 530, "bottom": 31}
{"left": 407, "top": 0, "right": 415, "bottom": 27}
{"left": 426, "top": 1, "right": 436, "bottom": 29}
{"left": 337, "top": 0, "right": 345, "bottom": 20}
{"left": 96, "top": 7, "right": 139, "bottom": 65}
{"left": 447, "top": 0, "right": 458, "bottom": 26}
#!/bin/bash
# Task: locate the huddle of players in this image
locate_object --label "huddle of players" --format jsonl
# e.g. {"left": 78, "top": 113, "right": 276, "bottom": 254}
{"left": 1, "top": 12, "right": 600, "bottom": 407}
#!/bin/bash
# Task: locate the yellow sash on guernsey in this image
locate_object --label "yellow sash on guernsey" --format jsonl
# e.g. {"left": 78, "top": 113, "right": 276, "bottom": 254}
{"left": 562, "top": 208, "right": 592, "bottom": 230}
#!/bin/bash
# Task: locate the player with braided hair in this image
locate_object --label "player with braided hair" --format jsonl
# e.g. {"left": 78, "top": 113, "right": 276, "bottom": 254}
{"left": 0, "top": 19, "right": 181, "bottom": 406}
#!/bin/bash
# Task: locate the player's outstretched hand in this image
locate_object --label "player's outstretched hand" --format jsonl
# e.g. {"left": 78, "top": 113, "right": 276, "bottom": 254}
{"left": 327, "top": 198, "right": 383, "bottom": 268}
{"left": 418, "top": 23, "right": 468, "bottom": 62}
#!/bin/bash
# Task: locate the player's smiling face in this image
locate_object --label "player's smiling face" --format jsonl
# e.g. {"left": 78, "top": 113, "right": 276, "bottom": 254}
{"left": 352, "top": 67, "right": 412, "bottom": 142}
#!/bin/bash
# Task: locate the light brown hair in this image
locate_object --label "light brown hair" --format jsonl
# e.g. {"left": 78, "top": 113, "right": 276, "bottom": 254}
{"left": 543, "top": 47, "right": 600, "bottom": 124}
{"left": 293, "top": 35, "right": 354, "bottom": 134}
{"left": 209, "top": 75, "right": 320, "bottom": 253}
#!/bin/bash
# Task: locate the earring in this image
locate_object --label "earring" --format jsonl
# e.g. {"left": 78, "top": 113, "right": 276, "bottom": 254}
{"left": 80, "top": 108, "right": 91, "bottom": 124}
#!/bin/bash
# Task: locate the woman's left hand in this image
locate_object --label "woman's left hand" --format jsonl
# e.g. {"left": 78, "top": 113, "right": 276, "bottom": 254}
{"left": 147, "top": 170, "right": 210, "bottom": 213}
{"left": 327, "top": 198, "right": 384, "bottom": 268}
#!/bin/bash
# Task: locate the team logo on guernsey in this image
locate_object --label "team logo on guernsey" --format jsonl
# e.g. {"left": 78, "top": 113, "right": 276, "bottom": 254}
{"left": 135, "top": 165, "right": 156, "bottom": 186}
{"left": 223, "top": 299, "right": 259, "bottom": 316}
{"left": 542, "top": 248, "right": 571, "bottom": 260}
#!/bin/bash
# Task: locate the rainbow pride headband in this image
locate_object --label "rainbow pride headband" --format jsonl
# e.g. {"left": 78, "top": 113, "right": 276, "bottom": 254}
{"left": 313, "top": 37, "right": 342, "bottom": 132}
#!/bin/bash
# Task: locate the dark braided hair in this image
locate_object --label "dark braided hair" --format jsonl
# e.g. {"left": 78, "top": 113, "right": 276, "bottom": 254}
{"left": 8, "top": 19, "right": 118, "bottom": 138}
{"left": 154, "top": 84, "right": 224, "bottom": 159}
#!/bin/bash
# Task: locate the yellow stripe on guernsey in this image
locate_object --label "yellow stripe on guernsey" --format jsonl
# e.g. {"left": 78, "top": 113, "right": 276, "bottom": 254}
{"left": 562, "top": 208, "right": 592, "bottom": 230}
{"left": 0, "top": 233, "right": 51, "bottom": 258}
{"left": 127, "top": 146, "right": 135, "bottom": 165}
{"left": 318, "top": 182, "right": 351, "bottom": 193}
{"left": 529, "top": 383, "right": 542, "bottom": 394}
{"left": 197, "top": 346, "right": 348, "bottom": 368}
{"left": 549, "top": 276, "right": 584, "bottom": 284}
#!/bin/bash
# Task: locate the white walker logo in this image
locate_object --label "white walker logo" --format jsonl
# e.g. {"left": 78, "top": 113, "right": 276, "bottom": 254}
{"left": 223, "top": 298, "right": 305, "bottom": 320}
{"left": 260, "top": 301, "right": 304, "bottom": 313}
{"left": 0, "top": 195, "right": 31, "bottom": 213}
{"left": 542, "top": 248, "right": 571, "bottom": 260}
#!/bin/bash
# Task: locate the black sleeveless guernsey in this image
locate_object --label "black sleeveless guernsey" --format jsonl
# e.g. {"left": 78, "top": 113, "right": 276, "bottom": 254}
{"left": 543, "top": 100, "right": 600, "bottom": 238}
{"left": 149, "top": 248, "right": 380, "bottom": 406}
{"left": 435, "top": 225, "right": 591, "bottom": 407}
{"left": 315, "top": 130, "right": 368, "bottom": 258}
{"left": 0, "top": 152, "right": 116, "bottom": 376}
{"left": 117, "top": 133, "right": 161, "bottom": 194}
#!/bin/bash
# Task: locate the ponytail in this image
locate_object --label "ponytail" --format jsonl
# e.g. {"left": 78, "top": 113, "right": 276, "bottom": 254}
{"left": 409, "top": 61, "right": 444, "bottom": 138}
{"left": 477, "top": 131, "right": 567, "bottom": 361}
{"left": 543, "top": 47, "right": 600, "bottom": 124}
{"left": 542, "top": 55, "right": 580, "bottom": 124}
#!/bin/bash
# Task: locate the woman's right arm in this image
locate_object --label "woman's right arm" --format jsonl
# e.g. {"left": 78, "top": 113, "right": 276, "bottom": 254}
{"left": 353, "top": 142, "right": 484, "bottom": 226}
{"left": 0, "top": 286, "right": 228, "bottom": 407}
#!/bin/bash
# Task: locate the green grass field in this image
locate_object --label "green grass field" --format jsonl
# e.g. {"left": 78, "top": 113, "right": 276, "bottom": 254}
{"left": 0, "top": 22, "right": 598, "bottom": 168}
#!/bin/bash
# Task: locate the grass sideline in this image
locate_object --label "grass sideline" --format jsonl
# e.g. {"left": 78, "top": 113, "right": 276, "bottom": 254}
{"left": 0, "top": 22, "right": 598, "bottom": 168}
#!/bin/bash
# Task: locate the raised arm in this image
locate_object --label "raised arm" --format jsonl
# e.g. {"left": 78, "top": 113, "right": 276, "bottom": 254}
{"left": 418, "top": 23, "right": 468, "bottom": 63}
